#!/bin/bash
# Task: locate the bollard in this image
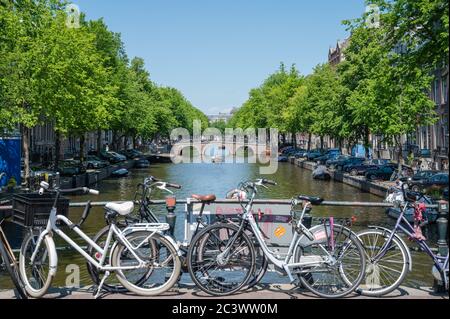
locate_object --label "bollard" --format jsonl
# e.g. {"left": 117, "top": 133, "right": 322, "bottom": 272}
{"left": 165, "top": 196, "right": 177, "bottom": 237}
{"left": 436, "top": 200, "right": 449, "bottom": 256}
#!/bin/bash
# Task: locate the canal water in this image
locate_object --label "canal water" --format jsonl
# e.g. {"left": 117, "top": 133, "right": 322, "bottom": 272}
{"left": 0, "top": 161, "right": 436, "bottom": 291}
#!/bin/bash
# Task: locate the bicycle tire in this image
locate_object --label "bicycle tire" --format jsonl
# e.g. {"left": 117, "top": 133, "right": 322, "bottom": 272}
{"left": 187, "top": 223, "right": 256, "bottom": 296}
{"left": 111, "top": 231, "right": 181, "bottom": 296}
{"left": 295, "top": 225, "right": 366, "bottom": 298}
{"left": 19, "top": 232, "right": 55, "bottom": 298}
{"left": 356, "top": 229, "right": 409, "bottom": 297}
{"left": 245, "top": 246, "right": 269, "bottom": 289}
{"left": 86, "top": 225, "right": 158, "bottom": 293}
{"left": 0, "top": 240, "right": 28, "bottom": 299}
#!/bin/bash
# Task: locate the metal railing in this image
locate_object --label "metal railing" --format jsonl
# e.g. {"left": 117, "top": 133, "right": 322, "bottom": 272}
{"left": 1, "top": 198, "right": 448, "bottom": 254}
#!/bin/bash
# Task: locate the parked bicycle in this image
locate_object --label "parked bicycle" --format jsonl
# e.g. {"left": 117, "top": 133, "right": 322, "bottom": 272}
{"left": 0, "top": 218, "right": 27, "bottom": 299}
{"left": 357, "top": 182, "right": 449, "bottom": 296}
{"left": 18, "top": 181, "right": 181, "bottom": 298}
{"left": 86, "top": 176, "right": 182, "bottom": 294}
{"left": 87, "top": 176, "right": 268, "bottom": 292}
{"left": 187, "top": 178, "right": 366, "bottom": 298}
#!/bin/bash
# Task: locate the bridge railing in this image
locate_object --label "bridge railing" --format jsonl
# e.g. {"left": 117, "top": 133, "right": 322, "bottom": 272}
{"left": 1, "top": 198, "right": 448, "bottom": 254}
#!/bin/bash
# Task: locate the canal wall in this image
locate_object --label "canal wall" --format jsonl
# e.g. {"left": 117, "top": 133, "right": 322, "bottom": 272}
{"left": 289, "top": 158, "right": 388, "bottom": 198}
{"left": 59, "top": 160, "right": 136, "bottom": 189}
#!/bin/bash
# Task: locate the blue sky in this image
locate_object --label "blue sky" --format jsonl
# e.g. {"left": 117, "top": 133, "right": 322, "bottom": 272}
{"left": 74, "top": 0, "right": 366, "bottom": 114}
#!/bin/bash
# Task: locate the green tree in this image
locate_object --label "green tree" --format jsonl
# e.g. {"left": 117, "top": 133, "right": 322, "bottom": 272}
{"left": 305, "top": 64, "right": 344, "bottom": 150}
{"left": 341, "top": 8, "right": 437, "bottom": 169}
{"left": 0, "top": 0, "right": 66, "bottom": 185}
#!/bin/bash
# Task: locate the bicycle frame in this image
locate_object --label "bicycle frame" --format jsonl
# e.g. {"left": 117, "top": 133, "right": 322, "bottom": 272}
{"left": 29, "top": 195, "right": 169, "bottom": 274}
{"left": 0, "top": 224, "right": 16, "bottom": 264}
{"left": 230, "top": 185, "right": 336, "bottom": 283}
{"left": 373, "top": 201, "right": 449, "bottom": 287}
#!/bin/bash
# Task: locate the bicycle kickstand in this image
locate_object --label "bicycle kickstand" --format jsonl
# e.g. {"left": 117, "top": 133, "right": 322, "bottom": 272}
{"left": 93, "top": 271, "right": 111, "bottom": 299}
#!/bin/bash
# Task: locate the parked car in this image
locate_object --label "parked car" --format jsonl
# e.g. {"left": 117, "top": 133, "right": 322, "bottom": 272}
{"left": 98, "top": 151, "right": 126, "bottom": 164}
{"left": 399, "top": 170, "right": 438, "bottom": 183}
{"left": 279, "top": 146, "right": 294, "bottom": 154}
{"left": 292, "top": 150, "right": 308, "bottom": 158}
{"left": 54, "top": 160, "right": 87, "bottom": 176}
{"left": 419, "top": 149, "right": 432, "bottom": 158}
{"left": 278, "top": 156, "right": 289, "bottom": 163}
{"left": 74, "top": 155, "right": 109, "bottom": 169}
{"left": 365, "top": 165, "right": 397, "bottom": 181}
{"left": 135, "top": 158, "right": 150, "bottom": 168}
{"left": 408, "top": 173, "right": 449, "bottom": 193}
{"left": 119, "top": 149, "right": 144, "bottom": 160}
{"left": 306, "top": 150, "right": 325, "bottom": 161}
{"left": 315, "top": 149, "right": 342, "bottom": 164}
{"left": 282, "top": 148, "right": 305, "bottom": 157}
{"left": 344, "top": 159, "right": 393, "bottom": 176}
{"left": 326, "top": 156, "right": 365, "bottom": 170}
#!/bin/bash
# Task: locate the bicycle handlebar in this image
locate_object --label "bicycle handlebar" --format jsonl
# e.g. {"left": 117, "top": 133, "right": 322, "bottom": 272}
{"left": 262, "top": 179, "right": 277, "bottom": 186}
{"left": 38, "top": 182, "right": 100, "bottom": 196}
{"left": 166, "top": 183, "right": 182, "bottom": 190}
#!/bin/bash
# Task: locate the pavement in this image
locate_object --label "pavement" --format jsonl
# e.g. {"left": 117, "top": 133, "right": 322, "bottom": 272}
{"left": 0, "top": 284, "right": 448, "bottom": 300}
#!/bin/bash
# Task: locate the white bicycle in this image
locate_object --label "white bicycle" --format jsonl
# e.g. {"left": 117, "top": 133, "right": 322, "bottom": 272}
{"left": 18, "top": 181, "right": 181, "bottom": 298}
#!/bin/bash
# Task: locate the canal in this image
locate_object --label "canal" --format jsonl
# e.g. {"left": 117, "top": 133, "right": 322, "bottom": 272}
{"left": 0, "top": 161, "right": 436, "bottom": 291}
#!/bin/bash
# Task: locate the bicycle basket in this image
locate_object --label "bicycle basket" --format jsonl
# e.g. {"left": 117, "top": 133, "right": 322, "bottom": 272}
{"left": 12, "top": 193, "right": 69, "bottom": 227}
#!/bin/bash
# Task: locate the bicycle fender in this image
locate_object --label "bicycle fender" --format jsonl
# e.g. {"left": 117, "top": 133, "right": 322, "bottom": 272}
{"left": 46, "top": 237, "right": 58, "bottom": 276}
{"left": 296, "top": 224, "right": 332, "bottom": 247}
{"left": 367, "top": 226, "right": 413, "bottom": 272}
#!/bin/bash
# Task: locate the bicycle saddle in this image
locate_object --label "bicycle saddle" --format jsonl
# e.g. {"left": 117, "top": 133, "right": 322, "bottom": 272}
{"left": 105, "top": 202, "right": 134, "bottom": 216}
{"left": 192, "top": 194, "right": 217, "bottom": 203}
{"left": 297, "top": 195, "right": 324, "bottom": 205}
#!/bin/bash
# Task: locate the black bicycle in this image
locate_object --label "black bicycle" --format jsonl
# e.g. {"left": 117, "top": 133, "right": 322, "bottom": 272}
{"left": 0, "top": 218, "right": 28, "bottom": 299}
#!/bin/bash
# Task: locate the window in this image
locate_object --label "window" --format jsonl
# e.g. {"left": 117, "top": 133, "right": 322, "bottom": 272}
{"left": 433, "top": 79, "right": 440, "bottom": 104}
{"left": 442, "top": 77, "right": 448, "bottom": 104}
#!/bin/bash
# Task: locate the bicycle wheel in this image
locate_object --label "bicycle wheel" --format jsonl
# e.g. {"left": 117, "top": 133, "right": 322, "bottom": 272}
{"left": 19, "top": 232, "right": 55, "bottom": 298}
{"left": 86, "top": 225, "right": 159, "bottom": 293}
{"left": 246, "top": 246, "right": 268, "bottom": 289}
{"left": 356, "top": 229, "right": 409, "bottom": 297}
{"left": 111, "top": 231, "right": 181, "bottom": 296}
{"left": 187, "top": 223, "right": 256, "bottom": 296}
{"left": 0, "top": 240, "right": 28, "bottom": 299}
{"left": 295, "top": 224, "right": 366, "bottom": 298}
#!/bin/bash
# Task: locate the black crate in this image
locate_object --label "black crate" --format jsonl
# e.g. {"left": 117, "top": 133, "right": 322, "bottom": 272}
{"left": 12, "top": 193, "right": 70, "bottom": 227}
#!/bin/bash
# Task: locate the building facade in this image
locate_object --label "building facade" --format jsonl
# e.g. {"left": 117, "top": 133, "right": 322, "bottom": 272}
{"left": 208, "top": 112, "right": 232, "bottom": 124}
{"left": 415, "top": 66, "right": 449, "bottom": 170}
{"left": 328, "top": 39, "right": 350, "bottom": 67}
{"left": 29, "top": 123, "right": 114, "bottom": 164}
{"left": 327, "top": 38, "right": 449, "bottom": 169}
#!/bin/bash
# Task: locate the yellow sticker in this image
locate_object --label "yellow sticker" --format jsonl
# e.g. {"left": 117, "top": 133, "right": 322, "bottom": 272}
{"left": 274, "top": 226, "right": 286, "bottom": 238}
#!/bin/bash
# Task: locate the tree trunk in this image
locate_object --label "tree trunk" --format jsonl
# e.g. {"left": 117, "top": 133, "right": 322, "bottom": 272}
{"left": 21, "top": 125, "right": 30, "bottom": 188}
{"left": 133, "top": 134, "right": 137, "bottom": 149}
{"left": 364, "top": 126, "right": 371, "bottom": 159}
{"left": 124, "top": 136, "right": 128, "bottom": 150}
{"left": 307, "top": 133, "right": 312, "bottom": 151}
{"left": 292, "top": 132, "right": 297, "bottom": 149}
{"left": 79, "top": 134, "right": 85, "bottom": 163}
{"left": 96, "top": 129, "right": 102, "bottom": 156}
{"left": 395, "top": 135, "right": 403, "bottom": 175}
{"left": 54, "top": 130, "right": 61, "bottom": 171}
{"left": 112, "top": 130, "right": 118, "bottom": 151}
{"left": 320, "top": 136, "right": 324, "bottom": 150}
